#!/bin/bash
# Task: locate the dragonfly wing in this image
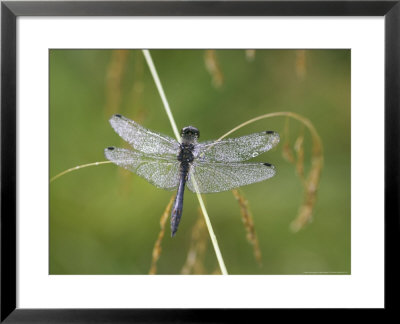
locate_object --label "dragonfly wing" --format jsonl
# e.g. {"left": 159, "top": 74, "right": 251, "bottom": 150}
{"left": 195, "top": 131, "right": 280, "bottom": 162}
{"left": 186, "top": 161, "right": 276, "bottom": 193}
{"left": 109, "top": 114, "right": 180, "bottom": 157}
{"left": 105, "top": 147, "right": 180, "bottom": 190}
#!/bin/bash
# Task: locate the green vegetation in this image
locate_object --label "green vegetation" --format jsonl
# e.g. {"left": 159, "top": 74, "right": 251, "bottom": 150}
{"left": 50, "top": 49, "right": 350, "bottom": 275}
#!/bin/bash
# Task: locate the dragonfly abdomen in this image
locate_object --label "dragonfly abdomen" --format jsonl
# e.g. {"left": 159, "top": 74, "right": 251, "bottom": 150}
{"left": 171, "top": 143, "right": 195, "bottom": 236}
{"left": 171, "top": 165, "right": 190, "bottom": 236}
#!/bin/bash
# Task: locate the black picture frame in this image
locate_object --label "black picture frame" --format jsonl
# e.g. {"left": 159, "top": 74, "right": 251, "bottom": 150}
{"left": 1, "top": 0, "right": 399, "bottom": 321}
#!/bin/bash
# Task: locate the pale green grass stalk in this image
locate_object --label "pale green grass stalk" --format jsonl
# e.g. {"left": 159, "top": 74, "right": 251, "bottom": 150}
{"left": 142, "top": 49, "right": 228, "bottom": 275}
{"left": 189, "top": 177, "right": 228, "bottom": 275}
{"left": 202, "top": 111, "right": 322, "bottom": 159}
{"left": 142, "top": 50, "right": 180, "bottom": 140}
{"left": 50, "top": 161, "right": 112, "bottom": 183}
{"left": 216, "top": 111, "right": 321, "bottom": 143}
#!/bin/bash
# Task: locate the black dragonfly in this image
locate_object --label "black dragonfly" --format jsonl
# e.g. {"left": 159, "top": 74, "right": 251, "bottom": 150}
{"left": 105, "top": 114, "right": 280, "bottom": 236}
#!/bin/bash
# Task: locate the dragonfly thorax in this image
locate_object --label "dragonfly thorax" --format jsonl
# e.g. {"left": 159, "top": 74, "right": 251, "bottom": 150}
{"left": 178, "top": 144, "right": 195, "bottom": 164}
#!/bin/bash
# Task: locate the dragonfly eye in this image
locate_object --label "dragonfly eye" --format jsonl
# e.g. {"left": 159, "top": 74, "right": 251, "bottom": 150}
{"left": 181, "top": 126, "right": 200, "bottom": 139}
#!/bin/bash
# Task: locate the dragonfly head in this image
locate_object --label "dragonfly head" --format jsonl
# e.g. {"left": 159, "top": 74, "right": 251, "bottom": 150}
{"left": 181, "top": 126, "right": 200, "bottom": 143}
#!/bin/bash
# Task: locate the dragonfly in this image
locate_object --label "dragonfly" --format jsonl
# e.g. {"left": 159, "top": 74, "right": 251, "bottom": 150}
{"left": 105, "top": 114, "right": 280, "bottom": 236}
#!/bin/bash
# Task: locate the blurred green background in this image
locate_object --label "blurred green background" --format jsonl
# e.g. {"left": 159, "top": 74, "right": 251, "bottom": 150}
{"left": 49, "top": 49, "right": 350, "bottom": 275}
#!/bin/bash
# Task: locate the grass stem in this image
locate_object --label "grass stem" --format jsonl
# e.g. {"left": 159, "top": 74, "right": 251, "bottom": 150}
{"left": 50, "top": 161, "right": 112, "bottom": 183}
{"left": 142, "top": 50, "right": 180, "bottom": 140}
{"left": 216, "top": 111, "right": 321, "bottom": 143}
{"left": 142, "top": 49, "right": 228, "bottom": 275}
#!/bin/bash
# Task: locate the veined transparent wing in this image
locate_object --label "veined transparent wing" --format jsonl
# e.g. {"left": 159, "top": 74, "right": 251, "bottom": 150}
{"left": 186, "top": 161, "right": 276, "bottom": 193}
{"left": 195, "top": 131, "right": 280, "bottom": 163}
{"left": 105, "top": 147, "right": 180, "bottom": 190}
{"left": 109, "top": 114, "right": 180, "bottom": 157}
